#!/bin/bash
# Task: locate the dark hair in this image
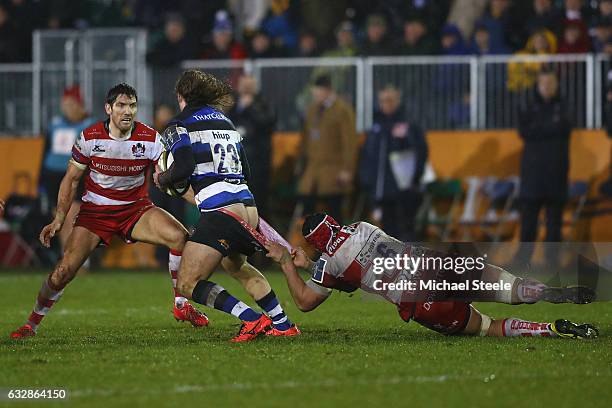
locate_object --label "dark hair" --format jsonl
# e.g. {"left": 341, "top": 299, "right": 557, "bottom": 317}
{"left": 105, "top": 83, "right": 138, "bottom": 105}
{"left": 302, "top": 213, "right": 327, "bottom": 236}
{"left": 175, "top": 69, "right": 234, "bottom": 112}
{"left": 313, "top": 74, "right": 332, "bottom": 89}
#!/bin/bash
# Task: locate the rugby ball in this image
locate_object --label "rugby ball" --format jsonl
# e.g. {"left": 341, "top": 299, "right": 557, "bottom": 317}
{"left": 158, "top": 149, "right": 189, "bottom": 197}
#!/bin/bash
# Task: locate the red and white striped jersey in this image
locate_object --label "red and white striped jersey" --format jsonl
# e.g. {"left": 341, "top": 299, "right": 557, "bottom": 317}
{"left": 71, "top": 121, "right": 162, "bottom": 206}
{"left": 307, "top": 222, "right": 414, "bottom": 305}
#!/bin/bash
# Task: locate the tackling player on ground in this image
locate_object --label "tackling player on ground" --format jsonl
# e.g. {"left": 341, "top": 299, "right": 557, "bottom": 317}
{"left": 265, "top": 213, "right": 598, "bottom": 339}
{"left": 10, "top": 83, "right": 210, "bottom": 339}
{"left": 154, "top": 70, "right": 299, "bottom": 342}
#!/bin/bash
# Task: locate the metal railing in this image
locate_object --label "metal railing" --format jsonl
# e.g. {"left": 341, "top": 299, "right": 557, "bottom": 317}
{"left": 30, "top": 28, "right": 149, "bottom": 136}
{"left": 0, "top": 64, "right": 34, "bottom": 135}
{"left": 0, "top": 39, "right": 608, "bottom": 135}
{"left": 152, "top": 53, "right": 606, "bottom": 132}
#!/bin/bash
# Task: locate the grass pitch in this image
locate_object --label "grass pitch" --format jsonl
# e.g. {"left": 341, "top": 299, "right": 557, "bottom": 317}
{"left": 1, "top": 269, "right": 611, "bottom": 408}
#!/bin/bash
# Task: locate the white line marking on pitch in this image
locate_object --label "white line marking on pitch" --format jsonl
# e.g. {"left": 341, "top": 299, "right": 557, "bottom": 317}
{"left": 68, "top": 372, "right": 612, "bottom": 399}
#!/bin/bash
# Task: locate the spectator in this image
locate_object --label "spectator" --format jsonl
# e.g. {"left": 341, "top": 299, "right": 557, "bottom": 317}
{"left": 359, "top": 14, "right": 394, "bottom": 56}
{"left": 591, "top": 17, "right": 612, "bottom": 53}
{"left": 447, "top": 0, "right": 488, "bottom": 42}
{"left": 563, "top": 0, "right": 591, "bottom": 22}
{"left": 440, "top": 24, "right": 470, "bottom": 55}
{"left": 41, "top": 0, "right": 87, "bottom": 29}
{"left": 201, "top": 10, "right": 247, "bottom": 60}
{"left": 475, "top": 0, "right": 512, "bottom": 54}
{"left": 130, "top": 0, "right": 169, "bottom": 30}
{"left": 146, "top": 13, "right": 197, "bottom": 66}
{"left": 153, "top": 104, "right": 175, "bottom": 132}
{"left": 299, "top": 0, "right": 348, "bottom": 50}
{"left": 471, "top": 24, "right": 508, "bottom": 55}
{"left": 604, "top": 37, "right": 612, "bottom": 54}
{"left": 229, "top": 75, "right": 276, "bottom": 218}
{"left": 260, "top": 0, "right": 299, "bottom": 53}
{"left": 599, "top": 0, "right": 612, "bottom": 20}
{"left": 0, "top": 4, "right": 18, "bottom": 62}
{"left": 297, "top": 74, "right": 358, "bottom": 223}
{"left": 400, "top": 0, "right": 452, "bottom": 37}
{"left": 6, "top": 0, "right": 37, "bottom": 61}
{"left": 517, "top": 70, "right": 571, "bottom": 264}
{"left": 296, "top": 30, "right": 320, "bottom": 57}
{"left": 227, "top": 0, "right": 269, "bottom": 34}
{"left": 395, "top": 17, "right": 439, "bottom": 56}
{"left": 248, "top": 30, "right": 279, "bottom": 59}
{"left": 525, "top": 0, "right": 563, "bottom": 36}
{"left": 558, "top": 20, "right": 591, "bottom": 53}
{"left": 40, "top": 85, "right": 96, "bottom": 249}
{"left": 324, "top": 21, "right": 358, "bottom": 57}
{"left": 359, "top": 85, "right": 428, "bottom": 241}
{"left": 507, "top": 29, "right": 557, "bottom": 92}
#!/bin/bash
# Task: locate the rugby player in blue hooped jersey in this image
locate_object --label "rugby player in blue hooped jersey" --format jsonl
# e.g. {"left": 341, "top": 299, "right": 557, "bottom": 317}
{"left": 154, "top": 70, "right": 299, "bottom": 342}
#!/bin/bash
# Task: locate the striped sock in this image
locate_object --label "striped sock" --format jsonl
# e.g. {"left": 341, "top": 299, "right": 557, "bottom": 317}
{"left": 27, "top": 278, "right": 65, "bottom": 332}
{"left": 502, "top": 318, "right": 557, "bottom": 337}
{"left": 256, "top": 290, "right": 292, "bottom": 331}
{"left": 516, "top": 279, "right": 547, "bottom": 304}
{"left": 192, "top": 280, "right": 261, "bottom": 322}
{"left": 169, "top": 250, "right": 187, "bottom": 308}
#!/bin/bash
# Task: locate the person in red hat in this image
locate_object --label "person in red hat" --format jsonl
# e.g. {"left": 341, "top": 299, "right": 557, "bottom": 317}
{"left": 40, "top": 85, "right": 96, "bottom": 251}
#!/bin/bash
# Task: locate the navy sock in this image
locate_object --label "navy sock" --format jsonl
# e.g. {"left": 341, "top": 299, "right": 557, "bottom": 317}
{"left": 192, "top": 280, "right": 261, "bottom": 322}
{"left": 256, "top": 290, "right": 292, "bottom": 331}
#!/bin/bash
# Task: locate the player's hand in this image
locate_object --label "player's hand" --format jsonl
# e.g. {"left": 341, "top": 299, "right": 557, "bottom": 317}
{"left": 39, "top": 219, "right": 63, "bottom": 248}
{"left": 265, "top": 241, "right": 291, "bottom": 264}
{"left": 291, "top": 247, "right": 310, "bottom": 269}
{"left": 153, "top": 164, "right": 163, "bottom": 190}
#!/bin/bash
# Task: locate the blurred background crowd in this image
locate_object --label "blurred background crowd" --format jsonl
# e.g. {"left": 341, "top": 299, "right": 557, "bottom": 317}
{"left": 1, "top": 0, "right": 612, "bottom": 274}
{"left": 0, "top": 0, "right": 611, "bottom": 63}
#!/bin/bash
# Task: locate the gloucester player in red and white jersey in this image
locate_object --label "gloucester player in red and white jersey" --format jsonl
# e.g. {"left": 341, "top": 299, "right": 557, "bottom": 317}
{"left": 10, "top": 84, "right": 209, "bottom": 339}
{"left": 265, "top": 213, "right": 598, "bottom": 339}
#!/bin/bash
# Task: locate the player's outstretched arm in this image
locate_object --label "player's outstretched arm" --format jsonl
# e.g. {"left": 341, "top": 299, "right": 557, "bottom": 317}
{"left": 265, "top": 242, "right": 329, "bottom": 312}
{"left": 40, "top": 161, "right": 85, "bottom": 247}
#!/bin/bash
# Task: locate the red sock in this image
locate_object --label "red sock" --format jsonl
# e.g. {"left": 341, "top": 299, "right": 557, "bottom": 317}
{"left": 502, "top": 318, "right": 557, "bottom": 337}
{"left": 516, "top": 279, "right": 547, "bottom": 303}
{"left": 27, "top": 278, "right": 65, "bottom": 331}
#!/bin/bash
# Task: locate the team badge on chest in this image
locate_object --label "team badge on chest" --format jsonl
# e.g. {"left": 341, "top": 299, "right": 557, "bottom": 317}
{"left": 132, "top": 142, "right": 146, "bottom": 157}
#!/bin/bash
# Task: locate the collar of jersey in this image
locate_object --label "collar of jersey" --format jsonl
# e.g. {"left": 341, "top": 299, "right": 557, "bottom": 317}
{"left": 104, "top": 119, "right": 136, "bottom": 141}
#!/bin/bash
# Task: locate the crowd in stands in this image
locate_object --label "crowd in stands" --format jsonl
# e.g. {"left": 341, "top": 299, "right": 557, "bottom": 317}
{"left": 0, "top": 0, "right": 611, "bottom": 63}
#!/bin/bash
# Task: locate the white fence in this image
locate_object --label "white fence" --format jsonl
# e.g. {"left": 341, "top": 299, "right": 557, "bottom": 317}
{"left": 0, "top": 31, "right": 608, "bottom": 135}
{"left": 0, "top": 64, "right": 34, "bottom": 134}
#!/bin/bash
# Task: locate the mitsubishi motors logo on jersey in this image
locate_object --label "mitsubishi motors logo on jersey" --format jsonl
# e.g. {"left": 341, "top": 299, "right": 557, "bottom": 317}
{"left": 132, "top": 142, "right": 146, "bottom": 157}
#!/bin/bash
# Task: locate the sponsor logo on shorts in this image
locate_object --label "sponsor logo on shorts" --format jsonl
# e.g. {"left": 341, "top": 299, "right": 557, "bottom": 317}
{"left": 218, "top": 239, "right": 229, "bottom": 251}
